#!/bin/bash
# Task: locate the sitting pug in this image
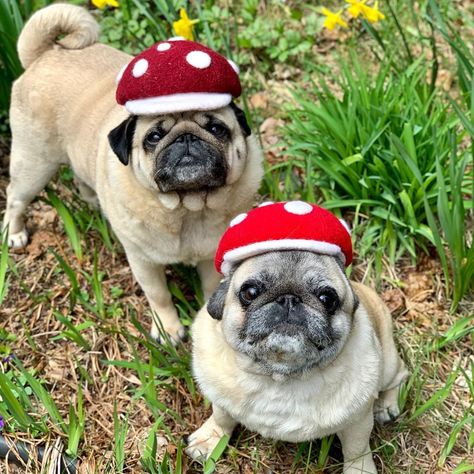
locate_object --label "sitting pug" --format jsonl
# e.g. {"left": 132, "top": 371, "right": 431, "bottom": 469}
{"left": 187, "top": 202, "right": 408, "bottom": 473}
{"left": 3, "top": 4, "right": 262, "bottom": 341}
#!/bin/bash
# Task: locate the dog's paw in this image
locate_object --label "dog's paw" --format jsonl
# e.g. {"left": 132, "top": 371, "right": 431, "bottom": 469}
{"left": 151, "top": 321, "right": 186, "bottom": 346}
{"left": 185, "top": 426, "right": 224, "bottom": 461}
{"left": 343, "top": 455, "right": 377, "bottom": 474}
{"left": 374, "top": 397, "right": 400, "bottom": 424}
{"left": 343, "top": 456, "right": 377, "bottom": 474}
{"left": 8, "top": 228, "right": 28, "bottom": 249}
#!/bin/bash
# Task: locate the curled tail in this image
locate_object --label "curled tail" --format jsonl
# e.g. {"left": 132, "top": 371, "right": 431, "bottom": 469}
{"left": 17, "top": 3, "right": 100, "bottom": 69}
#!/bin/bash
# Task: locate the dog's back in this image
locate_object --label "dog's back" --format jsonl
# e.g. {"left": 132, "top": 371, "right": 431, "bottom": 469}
{"left": 13, "top": 4, "right": 129, "bottom": 125}
{"left": 10, "top": 5, "right": 130, "bottom": 189}
{"left": 5, "top": 4, "right": 131, "bottom": 246}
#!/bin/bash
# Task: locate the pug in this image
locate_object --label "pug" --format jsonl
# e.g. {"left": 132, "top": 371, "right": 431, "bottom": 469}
{"left": 188, "top": 251, "right": 408, "bottom": 473}
{"left": 3, "top": 4, "right": 263, "bottom": 341}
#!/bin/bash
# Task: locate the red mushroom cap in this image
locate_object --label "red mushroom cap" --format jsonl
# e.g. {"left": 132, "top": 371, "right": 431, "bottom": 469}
{"left": 115, "top": 39, "right": 241, "bottom": 115}
{"left": 215, "top": 201, "right": 353, "bottom": 275}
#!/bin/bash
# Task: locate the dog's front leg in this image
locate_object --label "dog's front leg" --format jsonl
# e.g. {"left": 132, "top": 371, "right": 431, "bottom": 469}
{"left": 127, "top": 255, "right": 184, "bottom": 343}
{"left": 338, "top": 404, "right": 377, "bottom": 474}
{"left": 185, "top": 405, "right": 236, "bottom": 461}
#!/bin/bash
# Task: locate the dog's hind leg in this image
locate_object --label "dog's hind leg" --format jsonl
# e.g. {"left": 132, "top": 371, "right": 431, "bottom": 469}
{"left": 3, "top": 140, "right": 60, "bottom": 248}
{"left": 374, "top": 358, "right": 409, "bottom": 424}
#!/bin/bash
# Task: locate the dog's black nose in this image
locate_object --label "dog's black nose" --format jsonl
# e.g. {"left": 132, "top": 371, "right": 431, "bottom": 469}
{"left": 276, "top": 294, "right": 301, "bottom": 309}
{"left": 174, "top": 133, "right": 199, "bottom": 145}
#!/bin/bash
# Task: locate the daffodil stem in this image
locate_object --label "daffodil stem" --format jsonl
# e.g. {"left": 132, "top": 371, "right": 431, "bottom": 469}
{"left": 386, "top": 0, "right": 413, "bottom": 65}
{"left": 361, "top": 20, "right": 400, "bottom": 74}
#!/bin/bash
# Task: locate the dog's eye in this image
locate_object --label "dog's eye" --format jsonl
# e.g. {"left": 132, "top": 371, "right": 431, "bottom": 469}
{"left": 316, "top": 287, "right": 340, "bottom": 314}
{"left": 144, "top": 130, "right": 163, "bottom": 147}
{"left": 239, "top": 284, "right": 261, "bottom": 306}
{"left": 206, "top": 122, "right": 229, "bottom": 140}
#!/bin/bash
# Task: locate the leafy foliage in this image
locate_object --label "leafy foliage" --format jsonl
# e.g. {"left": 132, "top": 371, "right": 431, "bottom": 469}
{"left": 281, "top": 56, "right": 458, "bottom": 263}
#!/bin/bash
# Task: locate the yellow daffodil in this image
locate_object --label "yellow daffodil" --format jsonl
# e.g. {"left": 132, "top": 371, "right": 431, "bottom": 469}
{"left": 362, "top": 1, "right": 385, "bottom": 23}
{"left": 321, "top": 7, "right": 348, "bottom": 31}
{"left": 172, "top": 8, "right": 199, "bottom": 41}
{"left": 346, "top": 0, "right": 367, "bottom": 19}
{"left": 92, "top": 0, "right": 118, "bottom": 9}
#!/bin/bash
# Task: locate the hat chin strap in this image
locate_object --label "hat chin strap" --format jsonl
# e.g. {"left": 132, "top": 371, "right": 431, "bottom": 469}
{"left": 220, "top": 238, "right": 345, "bottom": 276}
{"left": 125, "top": 92, "right": 232, "bottom": 115}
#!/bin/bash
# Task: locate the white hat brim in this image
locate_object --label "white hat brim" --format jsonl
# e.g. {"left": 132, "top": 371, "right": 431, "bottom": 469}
{"left": 221, "top": 239, "right": 345, "bottom": 276}
{"left": 125, "top": 92, "right": 232, "bottom": 115}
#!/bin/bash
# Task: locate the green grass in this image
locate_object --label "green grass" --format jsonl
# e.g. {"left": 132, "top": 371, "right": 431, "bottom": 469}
{"left": 1, "top": 0, "right": 474, "bottom": 472}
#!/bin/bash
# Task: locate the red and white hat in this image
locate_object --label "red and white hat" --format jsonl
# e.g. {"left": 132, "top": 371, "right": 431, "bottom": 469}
{"left": 215, "top": 201, "right": 353, "bottom": 275}
{"left": 115, "top": 39, "right": 241, "bottom": 115}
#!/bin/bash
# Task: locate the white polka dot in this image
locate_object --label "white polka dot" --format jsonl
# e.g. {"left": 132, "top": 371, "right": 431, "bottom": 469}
{"left": 157, "top": 42, "right": 171, "bottom": 51}
{"left": 115, "top": 64, "right": 127, "bottom": 84}
{"left": 339, "top": 218, "right": 351, "bottom": 235}
{"left": 168, "top": 36, "right": 185, "bottom": 41}
{"left": 284, "top": 201, "right": 313, "bottom": 215}
{"left": 132, "top": 59, "right": 148, "bottom": 78}
{"left": 227, "top": 59, "right": 239, "bottom": 74}
{"left": 186, "top": 51, "right": 211, "bottom": 69}
{"left": 258, "top": 201, "right": 274, "bottom": 207}
{"left": 230, "top": 213, "right": 247, "bottom": 227}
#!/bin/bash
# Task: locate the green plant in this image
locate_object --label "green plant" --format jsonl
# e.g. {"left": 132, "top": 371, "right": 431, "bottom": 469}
{"left": 279, "top": 54, "right": 458, "bottom": 265}
{"left": 0, "top": 229, "right": 10, "bottom": 306}
{"left": 113, "top": 403, "right": 129, "bottom": 472}
{"left": 46, "top": 188, "right": 83, "bottom": 261}
{"left": 395, "top": 129, "right": 474, "bottom": 310}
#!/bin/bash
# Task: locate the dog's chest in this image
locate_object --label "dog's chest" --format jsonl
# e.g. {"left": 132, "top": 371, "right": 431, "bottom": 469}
{"left": 119, "top": 208, "right": 227, "bottom": 264}
{"left": 222, "top": 370, "right": 378, "bottom": 442}
{"left": 202, "top": 329, "right": 382, "bottom": 443}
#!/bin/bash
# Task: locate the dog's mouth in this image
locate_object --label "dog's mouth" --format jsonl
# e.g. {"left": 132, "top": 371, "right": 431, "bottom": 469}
{"left": 245, "top": 321, "right": 333, "bottom": 353}
{"left": 154, "top": 166, "right": 226, "bottom": 194}
{"left": 154, "top": 134, "right": 227, "bottom": 194}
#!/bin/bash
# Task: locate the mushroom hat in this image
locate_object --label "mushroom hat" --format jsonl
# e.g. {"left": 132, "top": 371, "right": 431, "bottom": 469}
{"left": 115, "top": 39, "right": 241, "bottom": 115}
{"left": 215, "top": 201, "right": 353, "bottom": 276}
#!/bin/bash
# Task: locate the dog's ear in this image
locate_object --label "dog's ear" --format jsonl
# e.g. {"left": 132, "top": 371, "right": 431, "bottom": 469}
{"left": 108, "top": 115, "right": 138, "bottom": 165}
{"left": 229, "top": 102, "right": 251, "bottom": 137}
{"left": 207, "top": 278, "right": 230, "bottom": 320}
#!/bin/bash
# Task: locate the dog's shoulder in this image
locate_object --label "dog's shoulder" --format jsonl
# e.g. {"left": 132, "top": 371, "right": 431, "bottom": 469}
{"left": 351, "top": 281, "right": 393, "bottom": 346}
{"left": 192, "top": 307, "right": 245, "bottom": 402}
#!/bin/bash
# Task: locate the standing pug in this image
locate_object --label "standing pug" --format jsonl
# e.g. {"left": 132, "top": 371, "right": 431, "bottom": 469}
{"left": 3, "top": 4, "right": 262, "bottom": 341}
{"left": 188, "top": 202, "right": 408, "bottom": 473}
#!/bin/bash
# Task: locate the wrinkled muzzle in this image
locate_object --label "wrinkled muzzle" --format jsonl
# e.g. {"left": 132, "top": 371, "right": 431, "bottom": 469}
{"left": 154, "top": 133, "right": 227, "bottom": 193}
{"left": 243, "top": 295, "right": 333, "bottom": 352}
